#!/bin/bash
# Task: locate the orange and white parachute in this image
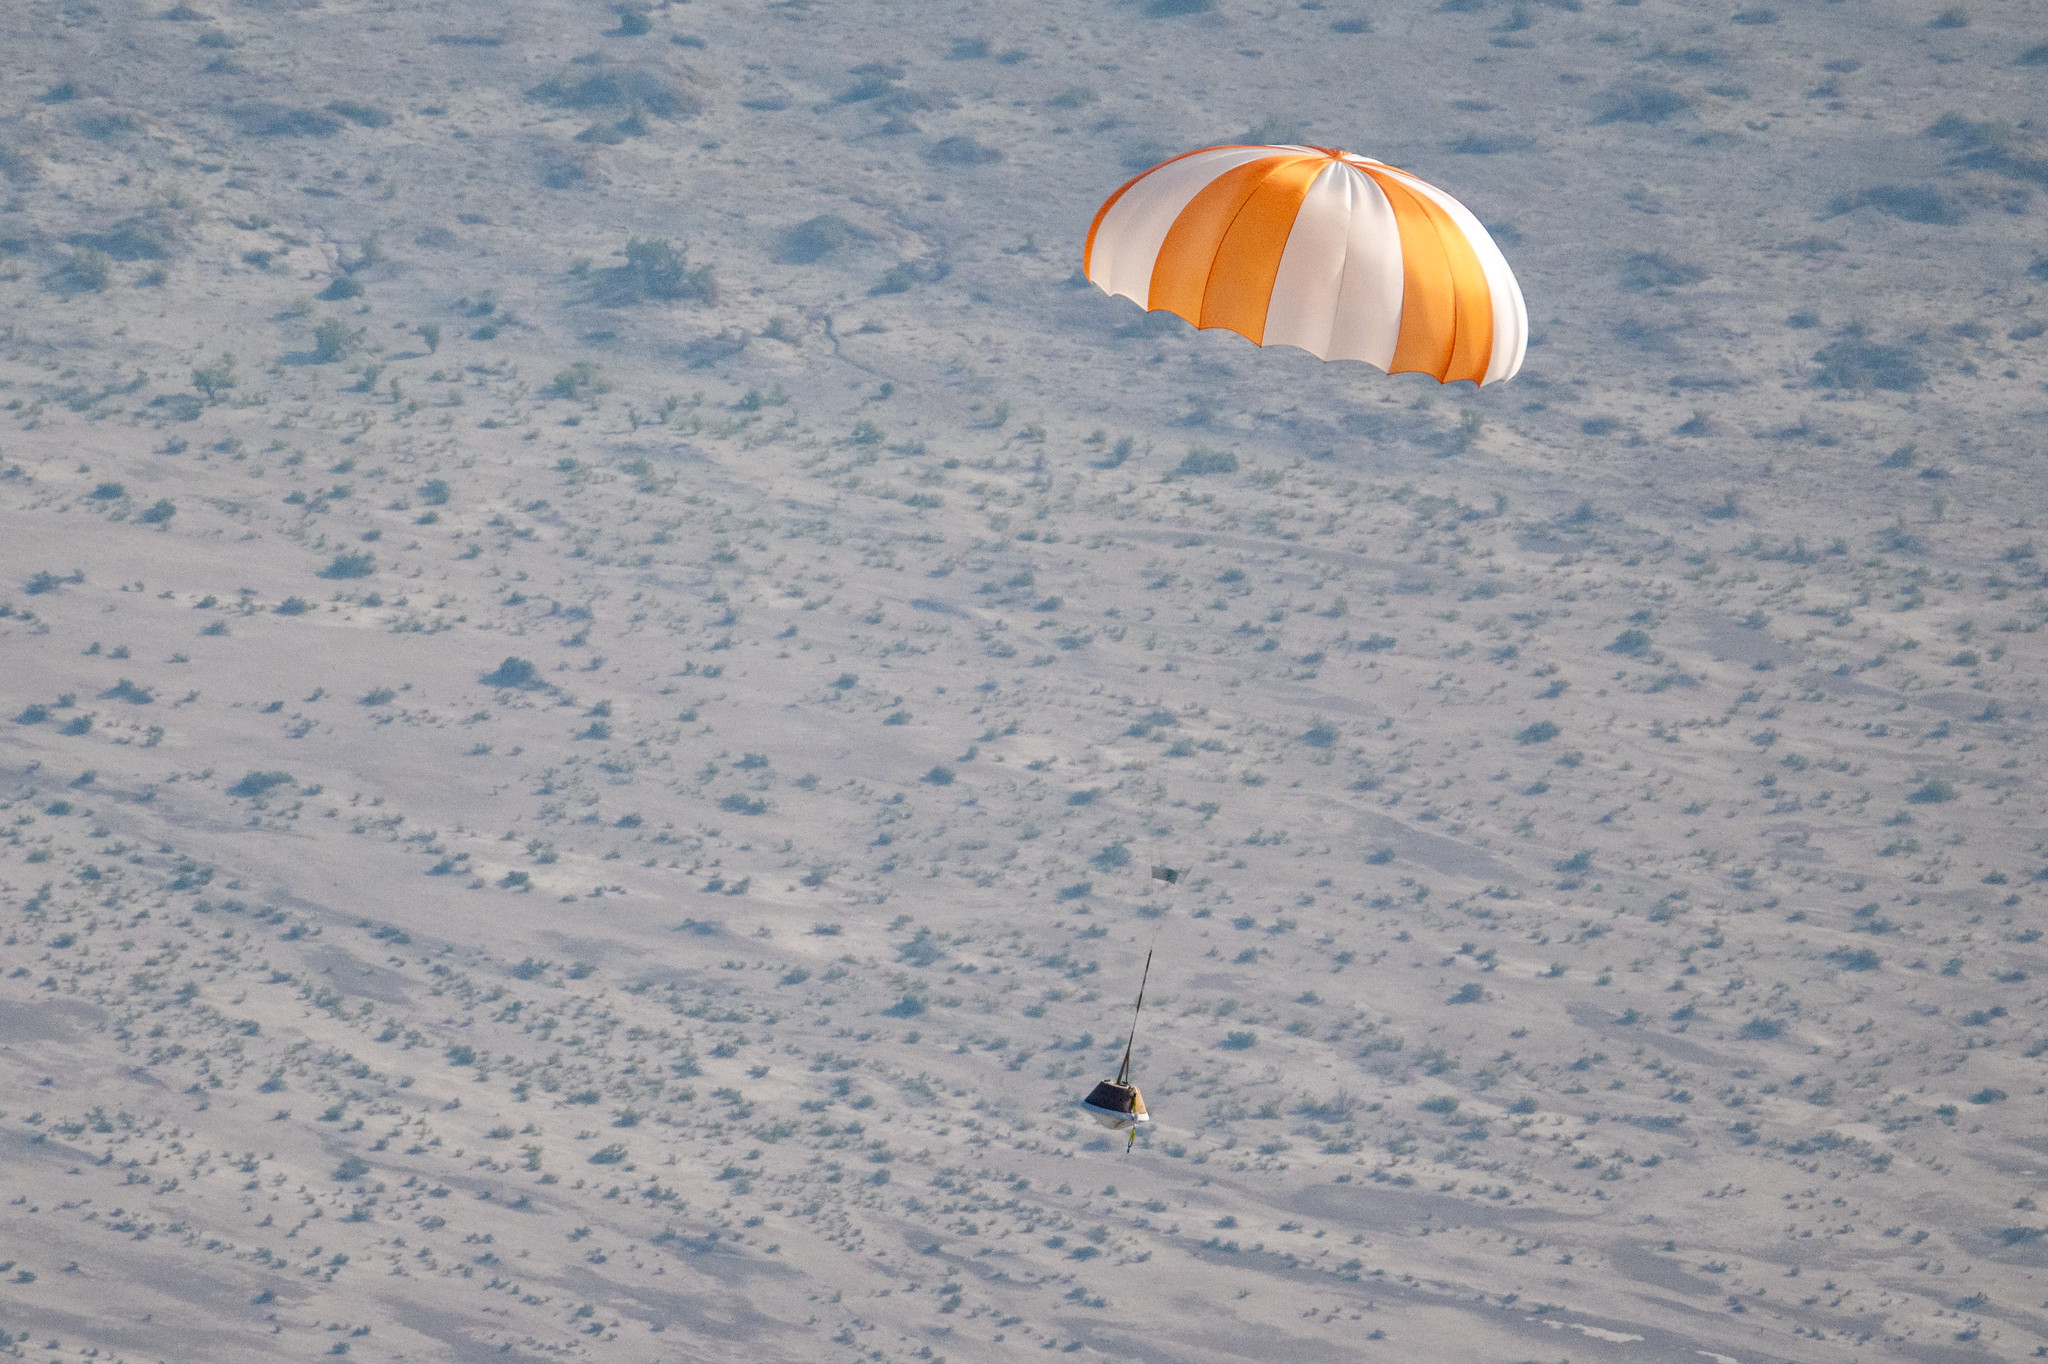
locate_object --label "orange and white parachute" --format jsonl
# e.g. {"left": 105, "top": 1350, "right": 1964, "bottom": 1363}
{"left": 1084, "top": 145, "right": 1526, "bottom": 387}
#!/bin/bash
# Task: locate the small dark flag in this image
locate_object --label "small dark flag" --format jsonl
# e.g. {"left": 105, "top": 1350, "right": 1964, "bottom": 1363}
{"left": 1150, "top": 865, "right": 1180, "bottom": 884}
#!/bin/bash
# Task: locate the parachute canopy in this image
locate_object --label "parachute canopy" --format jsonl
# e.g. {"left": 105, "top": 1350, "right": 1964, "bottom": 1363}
{"left": 1084, "top": 145, "right": 1527, "bottom": 387}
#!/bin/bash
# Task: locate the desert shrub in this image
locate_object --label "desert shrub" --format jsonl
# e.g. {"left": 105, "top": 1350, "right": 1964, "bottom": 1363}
{"left": 718, "top": 793, "right": 767, "bottom": 815}
{"left": 227, "top": 770, "right": 294, "bottom": 798}
{"left": 1092, "top": 843, "right": 1131, "bottom": 870}
{"left": 1446, "top": 983, "right": 1484, "bottom": 1004}
{"left": 1829, "top": 184, "right": 1966, "bottom": 224}
{"left": 1302, "top": 720, "right": 1338, "bottom": 748}
{"left": 320, "top": 552, "right": 375, "bottom": 579}
{"left": 870, "top": 263, "right": 919, "bottom": 295}
{"left": 544, "top": 361, "right": 609, "bottom": 400}
{"left": 318, "top": 275, "right": 363, "bottom": 301}
{"left": 325, "top": 100, "right": 392, "bottom": 128}
{"left": 1448, "top": 133, "right": 1533, "bottom": 154}
{"left": 1333, "top": 17, "right": 1373, "bottom": 33}
{"left": 1730, "top": 7, "right": 1777, "bottom": 21}
{"left": 922, "top": 766, "right": 955, "bottom": 785}
{"left": 1619, "top": 251, "right": 1706, "bottom": 290}
{"left": 72, "top": 217, "right": 174, "bottom": 261}
{"left": 1810, "top": 328, "right": 1927, "bottom": 392}
{"left": 273, "top": 597, "right": 310, "bottom": 615}
{"left": 191, "top": 352, "right": 235, "bottom": 401}
{"left": 776, "top": 214, "right": 863, "bottom": 264}
{"left": 90, "top": 482, "right": 126, "bottom": 500}
{"left": 79, "top": 112, "right": 139, "bottom": 140}
{"left": 1907, "top": 778, "right": 1957, "bottom": 804}
{"left": 1827, "top": 947, "right": 1881, "bottom": 971}
{"left": 66, "top": 248, "right": 111, "bottom": 291}
{"left": 1516, "top": 720, "right": 1560, "bottom": 744}
{"left": 2017, "top": 43, "right": 2048, "bottom": 66}
{"left": 597, "top": 238, "right": 716, "bottom": 305}
{"left": 1220, "top": 1030, "right": 1256, "bottom": 1049}
{"left": 311, "top": 318, "right": 360, "bottom": 363}
{"left": 417, "top": 478, "right": 450, "bottom": 505}
{"left": 1172, "top": 447, "right": 1238, "bottom": 477}
{"left": 1595, "top": 85, "right": 1689, "bottom": 123}
{"left": 527, "top": 62, "right": 700, "bottom": 118}
{"left": 1146, "top": 0, "right": 1214, "bottom": 14}
{"left": 227, "top": 104, "right": 343, "bottom": 137}
{"left": 882, "top": 995, "right": 927, "bottom": 1018}
{"left": 1609, "top": 628, "right": 1651, "bottom": 655}
{"left": 1738, "top": 1017, "right": 1783, "bottom": 1040}
{"left": 331, "top": 1156, "right": 370, "bottom": 1181}
{"left": 927, "top": 135, "right": 1003, "bottom": 165}
{"left": 482, "top": 657, "right": 539, "bottom": 688}
{"left": 138, "top": 499, "right": 176, "bottom": 523}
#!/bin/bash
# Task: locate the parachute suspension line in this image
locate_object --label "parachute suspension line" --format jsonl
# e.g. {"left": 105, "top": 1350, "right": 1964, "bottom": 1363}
{"left": 1114, "top": 949, "right": 1153, "bottom": 1088}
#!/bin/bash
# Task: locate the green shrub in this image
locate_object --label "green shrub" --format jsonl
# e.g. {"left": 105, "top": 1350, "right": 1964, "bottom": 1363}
{"left": 192, "top": 353, "right": 235, "bottom": 401}
{"left": 1811, "top": 328, "right": 1928, "bottom": 392}
{"left": 544, "top": 361, "right": 610, "bottom": 400}
{"left": 482, "top": 657, "right": 539, "bottom": 688}
{"left": 228, "top": 104, "right": 343, "bottom": 137}
{"left": 927, "top": 135, "right": 1003, "bottom": 165}
{"left": 227, "top": 770, "right": 294, "bottom": 798}
{"left": 1172, "top": 447, "right": 1238, "bottom": 478}
{"left": 776, "top": 214, "right": 863, "bottom": 264}
{"left": 320, "top": 552, "right": 375, "bottom": 579}
{"left": 311, "top": 318, "right": 359, "bottom": 363}
{"left": 1608, "top": 628, "right": 1651, "bottom": 655}
{"left": 1830, "top": 184, "right": 1966, "bottom": 225}
{"left": 527, "top": 63, "right": 699, "bottom": 118}
{"left": 598, "top": 238, "right": 716, "bottom": 305}
{"left": 1595, "top": 85, "right": 1690, "bottom": 123}
{"left": 67, "top": 247, "right": 111, "bottom": 291}
{"left": 325, "top": 100, "right": 393, "bottom": 128}
{"left": 73, "top": 217, "right": 174, "bottom": 261}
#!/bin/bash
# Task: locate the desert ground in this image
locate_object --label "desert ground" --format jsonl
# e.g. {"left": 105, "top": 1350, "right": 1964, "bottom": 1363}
{"left": 3, "top": 0, "right": 2048, "bottom": 1360}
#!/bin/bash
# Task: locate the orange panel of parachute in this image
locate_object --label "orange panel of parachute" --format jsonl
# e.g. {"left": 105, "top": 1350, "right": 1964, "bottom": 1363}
{"left": 1084, "top": 145, "right": 1527, "bottom": 387}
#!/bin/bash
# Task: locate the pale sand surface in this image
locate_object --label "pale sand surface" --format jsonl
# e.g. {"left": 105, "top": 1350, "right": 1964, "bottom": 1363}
{"left": 2, "top": 2, "right": 2047, "bottom": 1360}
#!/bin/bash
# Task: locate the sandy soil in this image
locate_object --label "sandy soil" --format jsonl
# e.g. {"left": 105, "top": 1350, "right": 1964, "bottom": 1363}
{"left": 2, "top": 1, "right": 2048, "bottom": 1360}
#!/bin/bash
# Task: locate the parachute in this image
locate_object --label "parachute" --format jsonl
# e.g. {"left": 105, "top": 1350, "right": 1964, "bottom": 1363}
{"left": 1084, "top": 144, "right": 1527, "bottom": 387}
